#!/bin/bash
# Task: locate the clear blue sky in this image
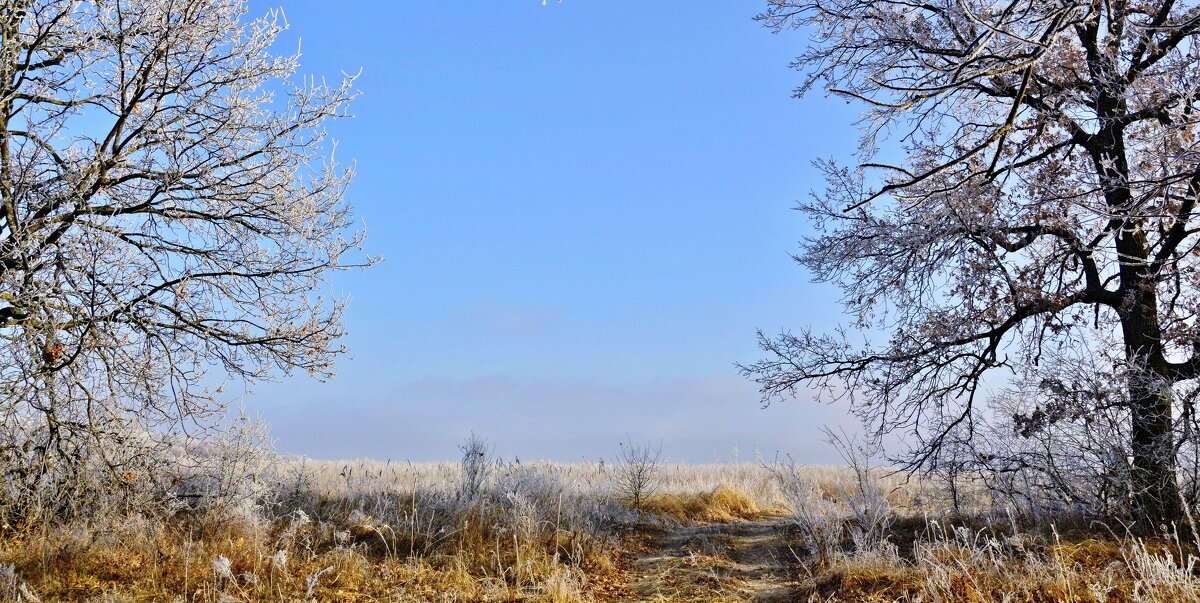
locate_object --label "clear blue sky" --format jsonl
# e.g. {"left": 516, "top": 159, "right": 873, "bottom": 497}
{"left": 245, "top": 1, "right": 862, "bottom": 463}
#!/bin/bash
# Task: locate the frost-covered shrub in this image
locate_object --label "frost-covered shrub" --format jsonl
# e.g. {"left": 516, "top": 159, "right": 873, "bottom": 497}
{"left": 167, "top": 410, "right": 277, "bottom": 527}
{"left": 457, "top": 433, "right": 492, "bottom": 502}
{"left": 770, "top": 458, "right": 845, "bottom": 565}
{"left": 0, "top": 405, "right": 277, "bottom": 530}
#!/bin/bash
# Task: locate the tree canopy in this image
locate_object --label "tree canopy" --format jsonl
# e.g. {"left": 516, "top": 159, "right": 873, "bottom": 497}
{"left": 742, "top": 0, "right": 1200, "bottom": 521}
{"left": 0, "top": 0, "right": 366, "bottom": 514}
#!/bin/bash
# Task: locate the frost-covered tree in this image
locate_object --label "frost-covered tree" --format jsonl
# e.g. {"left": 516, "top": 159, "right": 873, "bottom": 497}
{"left": 742, "top": 0, "right": 1200, "bottom": 521}
{"left": 0, "top": 0, "right": 364, "bottom": 514}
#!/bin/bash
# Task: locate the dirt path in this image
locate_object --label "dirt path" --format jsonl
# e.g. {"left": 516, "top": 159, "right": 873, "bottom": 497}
{"left": 619, "top": 517, "right": 802, "bottom": 602}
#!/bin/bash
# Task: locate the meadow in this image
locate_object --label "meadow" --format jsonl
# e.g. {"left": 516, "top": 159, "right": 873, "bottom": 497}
{"left": 4, "top": 434, "right": 1200, "bottom": 603}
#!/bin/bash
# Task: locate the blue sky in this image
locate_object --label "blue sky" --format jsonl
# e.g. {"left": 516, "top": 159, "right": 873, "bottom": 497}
{"left": 245, "top": 1, "right": 863, "bottom": 463}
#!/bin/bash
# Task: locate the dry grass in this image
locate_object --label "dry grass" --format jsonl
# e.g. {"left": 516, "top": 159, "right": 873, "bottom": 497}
{"left": 776, "top": 496, "right": 1200, "bottom": 603}
{"left": 2, "top": 504, "right": 603, "bottom": 602}
{"left": 639, "top": 485, "right": 773, "bottom": 523}
{"left": 813, "top": 529, "right": 1159, "bottom": 603}
{"left": 0, "top": 460, "right": 785, "bottom": 602}
{"left": 7, "top": 458, "right": 1200, "bottom": 602}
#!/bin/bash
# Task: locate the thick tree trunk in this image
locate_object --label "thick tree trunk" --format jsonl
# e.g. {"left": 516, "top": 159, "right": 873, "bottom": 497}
{"left": 1122, "top": 289, "right": 1182, "bottom": 523}
{"left": 1104, "top": 123, "right": 1182, "bottom": 521}
{"left": 1128, "top": 371, "right": 1181, "bottom": 523}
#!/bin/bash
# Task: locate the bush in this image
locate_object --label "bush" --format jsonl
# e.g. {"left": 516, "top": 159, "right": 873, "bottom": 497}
{"left": 614, "top": 438, "right": 662, "bottom": 512}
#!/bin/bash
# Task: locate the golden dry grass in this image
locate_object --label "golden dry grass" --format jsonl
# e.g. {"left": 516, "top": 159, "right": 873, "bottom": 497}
{"left": 638, "top": 485, "right": 773, "bottom": 524}
{"left": 788, "top": 523, "right": 1200, "bottom": 603}
{"left": 8, "top": 462, "right": 1200, "bottom": 602}
{"left": 0, "top": 461, "right": 801, "bottom": 602}
{"left": 1, "top": 506, "right": 606, "bottom": 602}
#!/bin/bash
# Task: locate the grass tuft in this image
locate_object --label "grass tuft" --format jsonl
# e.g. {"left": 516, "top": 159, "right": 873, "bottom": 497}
{"left": 639, "top": 485, "right": 767, "bottom": 523}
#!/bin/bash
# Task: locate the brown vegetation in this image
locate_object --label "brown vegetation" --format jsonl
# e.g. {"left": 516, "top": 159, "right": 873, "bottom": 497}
{"left": 638, "top": 486, "right": 771, "bottom": 524}
{"left": 8, "top": 458, "right": 1200, "bottom": 602}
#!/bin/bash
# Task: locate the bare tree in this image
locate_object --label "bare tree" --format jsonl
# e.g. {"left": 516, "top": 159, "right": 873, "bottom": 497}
{"left": 614, "top": 437, "right": 662, "bottom": 512}
{"left": 457, "top": 432, "right": 492, "bottom": 501}
{"left": 0, "top": 0, "right": 366, "bottom": 516}
{"left": 741, "top": 0, "right": 1200, "bottom": 522}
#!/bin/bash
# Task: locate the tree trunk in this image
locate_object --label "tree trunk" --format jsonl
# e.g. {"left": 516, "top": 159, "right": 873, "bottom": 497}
{"left": 1128, "top": 377, "right": 1181, "bottom": 523}
{"left": 1107, "top": 133, "right": 1182, "bottom": 522}
{"left": 1122, "top": 287, "right": 1182, "bottom": 523}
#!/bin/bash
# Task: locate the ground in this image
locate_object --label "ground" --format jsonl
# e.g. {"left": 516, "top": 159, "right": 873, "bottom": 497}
{"left": 617, "top": 517, "right": 802, "bottom": 602}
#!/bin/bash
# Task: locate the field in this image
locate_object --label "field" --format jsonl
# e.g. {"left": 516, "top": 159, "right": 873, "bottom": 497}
{"left": 5, "top": 447, "right": 1200, "bottom": 603}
